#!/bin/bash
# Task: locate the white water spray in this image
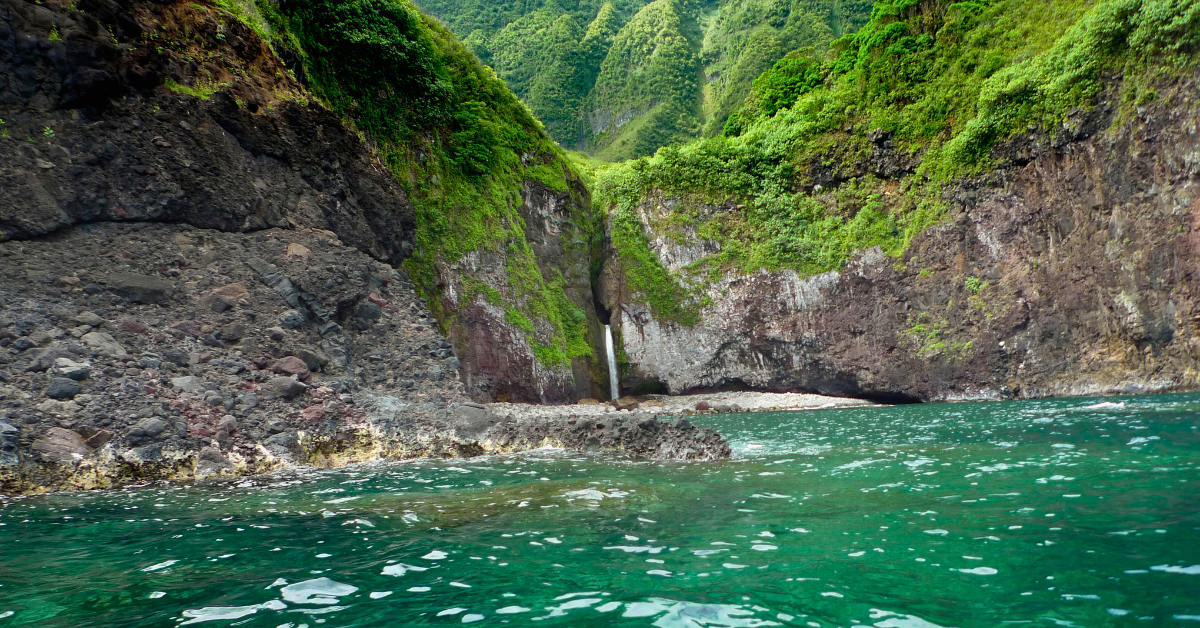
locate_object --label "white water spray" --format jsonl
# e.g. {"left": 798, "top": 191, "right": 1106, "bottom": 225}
{"left": 604, "top": 324, "right": 619, "bottom": 401}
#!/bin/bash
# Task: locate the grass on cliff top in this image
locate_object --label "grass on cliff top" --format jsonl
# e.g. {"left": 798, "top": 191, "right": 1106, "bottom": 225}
{"left": 256, "top": 0, "right": 594, "bottom": 366}
{"left": 595, "top": 0, "right": 1200, "bottom": 325}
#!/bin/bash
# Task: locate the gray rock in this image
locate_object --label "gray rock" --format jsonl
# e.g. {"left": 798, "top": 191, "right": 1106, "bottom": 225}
{"left": 613, "top": 397, "right": 640, "bottom": 411}
{"left": 196, "top": 446, "right": 233, "bottom": 479}
{"left": 450, "top": 404, "right": 496, "bottom": 439}
{"left": 673, "top": 417, "right": 694, "bottom": 431}
{"left": 122, "top": 443, "right": 164, "bottom": 465}
{"left": 74, "top": 311, "right": 104, "bottom": 327}
{"left": 127, "top": 417, "right": 168, "bottom": 440}
{"left": 443, "top": 356, "right": 461, "bottom": 372}
{"left": 355, "top": 302, "right": 382, "bottom": 322}
{"left": 294, "top": 347, "right": 330, "bottom": 372}
{"left": 264, "top": 431, "right": 301, "bottom": 455}
{"left": 170, "top": 376, "right": 206, "bottom": 394}
{"left": 203, "top": 390, "right": 225, "bottom": 406}
{"left": 138, "top": 357, "right": 162, "bottom": 369}
{"left": 84, "top": 429, "right": 114, "bottom": 449}
{"left": 81, "top": 331, "right": 127, "bottom": 358}
{"left": 277, "top": 310, "right": 306, "bottom": 329}
{"left": 218, "top": 415, "right": 238, "bottom": 433}
{"left": 31, "top": 427, "right": 91, "bottom": 463}
{"left": 0, "top": 421, "right": 19, "bottom": 467}
{"left": 105, "top": 272, "right": 176, "bottom": 304}
{"left": 51, "top": 357, "right": 90, "bottom": 381}
{"left": 265, "top": 376, "right": 307, "bottom": 400}
{"left": 239, "top": 392, "right": 259, "bottom": 411}
{"left": 45, "top": 377, "right": 83, "bottom": 400}
{"left": 221, "top": 323, "right": 246, "bottom": 342}
{"left": 163, "top": 348, "right": 190, "bottom": 367}
{"left": 25, "top": 346, "right": 72, "bottom": 372}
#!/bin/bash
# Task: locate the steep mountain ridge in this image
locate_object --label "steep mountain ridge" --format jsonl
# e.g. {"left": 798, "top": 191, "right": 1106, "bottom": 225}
{"left": 416, "top": 0, "right": 872, "bottom": 159}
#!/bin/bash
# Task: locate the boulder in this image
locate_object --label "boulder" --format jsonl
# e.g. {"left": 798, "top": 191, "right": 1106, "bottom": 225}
{"left": 196, "top": 446, "right": 234, "bottom": 479}
{"left": 45, "top": 377, "right": 83, "bottom": 400}
{"left": 294, "top": 347, "right": 330, "bottom": 372}
{"left": 265, "top": 376, "right": 307, "bottom": 400}
{"left": 271, "top": 356, "right": 311, "bottom": 380}
{"left": 51, "top": 357, "right": 91, "bottom": 381}
{"left": 221, "top": 323, "right": 246, "bottom": 342}
{"left": 105, "top": 272, "right": 176, "bottom": 304}
{"left": 84, "top": 429, "right": 114, "bottom": 449}
{"left": 355, "top": 302, "right": 382, "bottom": 322}
{"left": 450, "top": 404, "right": 497, "bottom": 439}
{"left": 694, "top": 401, "right": 711, "bottom": 411}
{"left": 74, "top": 311, "right": 104, "bottom": 327}
{"left": 264, "top": 431, "right": 301, "bottom": 456}
{"left": 127, "top": 417, "right": 168, "bottom": 440}
{"left": 122, "top": 443, "right": 164, "bottom": 465}
{"left": 81, "top": 331, "right": 127, "bottom": 358}
{"left": 217, "top": 415, "right": 238, "bottom": 434}
{"left": 277, "top": 310, "right": 306, "bottom": 329}
{"left": 170, "top": 376, "right": 207, "bottom": 394}
{"left": 613, "top": 397, "right": 640, "bottom": 411}
{"left": 31, "top": 427, "right": 91, "bottom": 463}
{"left": 162, "top": 348, "right": 190, "bottom": 366}
{"left": 25, "top": 345, "right": 72, "bottom": 372}
{"left": 118, "top": 318, "right": 150, "bottom": 334}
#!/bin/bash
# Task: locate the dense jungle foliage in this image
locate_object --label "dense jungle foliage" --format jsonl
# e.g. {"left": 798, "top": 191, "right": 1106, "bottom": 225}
{"left": 413, "top": 0, "right": 872, "bottom": 159}
{"left": 595, "top": 0, "right": 1200, "bottom": 323}
{"left": 249, "top": 0, "right": 594, "bottom": 366}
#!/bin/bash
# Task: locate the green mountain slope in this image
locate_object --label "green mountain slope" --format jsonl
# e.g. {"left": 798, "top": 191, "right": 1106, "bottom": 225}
{"left": 413, "top": 0, "right": 873, "bottom": 157}
{"left": 585, "top": 0, "right": 703, "bottom": 160}
{"left": 595, "top": 0, "right": 1200, "bottom": 322}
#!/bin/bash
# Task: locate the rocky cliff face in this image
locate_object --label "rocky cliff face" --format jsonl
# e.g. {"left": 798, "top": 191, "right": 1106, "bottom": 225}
{"left": 0, "top": 0, "right": 602, "bottom": 403}
{"left": 436, "top": 176, "right": 603, "bottom": 404}
{"left": 600, "top": 75, "right": 1200, "bottom": 401}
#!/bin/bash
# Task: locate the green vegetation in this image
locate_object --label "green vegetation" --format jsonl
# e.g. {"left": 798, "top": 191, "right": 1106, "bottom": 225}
{"left": 587, "top": 0, "right": 701, "bottom": 160}
{"left": 164, "top": 79, "right": 225, "bottom": 99}
{"left": 251, "top": 0, "right": 594, "bottom": 366}
{"left": 699, "top": 0, "right": 872, "bottom": 136}
{"left": 595, "top": 0, "right": 1199, "bottom": 324}
{"left": 413, "top": 0, "right": 872, "bottom": 158}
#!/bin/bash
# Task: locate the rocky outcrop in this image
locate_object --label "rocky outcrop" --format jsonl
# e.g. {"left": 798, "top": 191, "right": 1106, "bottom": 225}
{"left": 601, "top": 75, "right": 1200, "bottom": 401}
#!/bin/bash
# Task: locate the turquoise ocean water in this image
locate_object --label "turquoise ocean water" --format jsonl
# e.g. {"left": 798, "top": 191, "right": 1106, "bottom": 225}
{"left": 1, "top": 393, "right": 1198, "bottom": 627}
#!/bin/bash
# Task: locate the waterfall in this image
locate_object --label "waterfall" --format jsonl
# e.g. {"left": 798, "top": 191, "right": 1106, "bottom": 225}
{"left": 604, "top": 324, "right": 619, "bottom": 401}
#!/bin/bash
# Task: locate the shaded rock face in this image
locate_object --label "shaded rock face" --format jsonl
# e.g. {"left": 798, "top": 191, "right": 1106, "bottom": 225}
{"left": 603, "top": 77, "right": 1200, "bottom": 402}
{"left": 0, "top": 0, "right": 418, "bottom": 265}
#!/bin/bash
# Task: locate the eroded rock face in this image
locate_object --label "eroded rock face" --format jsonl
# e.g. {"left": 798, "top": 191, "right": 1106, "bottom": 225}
{"left": 603, "top": 78, "right": 1200, "bottom": 401}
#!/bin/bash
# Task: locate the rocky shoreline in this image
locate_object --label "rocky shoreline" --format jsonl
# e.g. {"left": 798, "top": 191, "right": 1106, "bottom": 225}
{"left": 0, "top": 223, "right": 730, "bottom": 496}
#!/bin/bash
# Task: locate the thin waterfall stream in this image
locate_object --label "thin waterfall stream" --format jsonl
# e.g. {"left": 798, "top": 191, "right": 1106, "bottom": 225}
{"left": 605, "top": 324, "right": 619, "bottom": 400}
